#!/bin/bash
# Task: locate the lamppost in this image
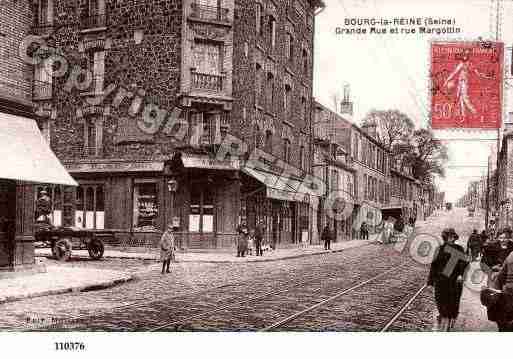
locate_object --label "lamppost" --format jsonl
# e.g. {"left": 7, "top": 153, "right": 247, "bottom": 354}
{"left": 167, "top": 178, "right": 179, "bottom": 245}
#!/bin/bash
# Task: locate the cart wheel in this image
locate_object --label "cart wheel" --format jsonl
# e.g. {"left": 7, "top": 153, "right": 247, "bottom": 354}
{"left": 53, "top": 238, "right": 72, "bottom": 261}
{"left": 87, "top": 238, "right": 104, "bottom": 260}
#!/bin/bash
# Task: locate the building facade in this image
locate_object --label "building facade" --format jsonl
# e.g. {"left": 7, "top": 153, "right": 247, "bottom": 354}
{"left": 313, "top": 101, "right": 355, "bottom": 243}
{"left": 387, "top": 160, "right": 421, "bottom": 222}
{"left": 0, "top": 0, "right": 75, "bottom": 274}
{"left": 30, "top": 0, "right": 323, "bottom": 249}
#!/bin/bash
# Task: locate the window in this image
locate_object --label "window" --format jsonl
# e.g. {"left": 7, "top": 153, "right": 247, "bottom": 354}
{"left": 284, "top": 84, "right": 292, "bottom": 120}
{"left": 302, "top": 48, "right": 308, "bottom": 73}
{"left": 81, "top": 0, "right": 106, "bottom": 28}
{"left": 36, "top": 0, "right": 53, "bottom": 30}
{"left": 201, "top": 112, "right": 222, "bottom": 145}
{"left": 302, "top": 96, "right": 309, "bottom": 124}
{"left": 283, "top": 139, "right": 291, "bottom": 162}
{"left": 269, "top": 15, "right": 276, "bottom": 49}
{"left": 353, "top": 134, "right": 359, "bottom": 161}
{"left": 364, "top": 174, "right": 368, "bottom": 200}
{"left": 265, "top": 130, "right": 273, "bottom": 152}
{"left": 83, "top": 50, "right": 105, "bottom": 94}
{"left": 286, "top": 33, "right": 294, "bottom": 60}
{"left": 189, "top": 186, "right": 214, "bottom": 233}
{"left": 33, "top": 57, "right": 53, "bottom": 99}
{"left": 133, "top": 181, "right": 158, "bottom": 231}
{"left": 299, "top": 145, "right": 305, "bottom": 170}
{"left": 84, "top": 117, "right": 102, "bottom": 156}
{"left": 193, "top": 40, "right": 221, "bottom": 74}
{"left": 256, "top": 63, "right": 263, "bottom": 106}
{"left": 266, "top": 72, "right": 274, "bottom": 111}
{"left": 255, "top": 125, "right": 264, "bottom": 149}
{"left": 331, "top": 169, "right": 338, "bottom": 192}
{"left": 74, "top": 185, "right": 104, "bottom": 229}
{"left": 256, "top": 3, "right": 264, "bottom": 35}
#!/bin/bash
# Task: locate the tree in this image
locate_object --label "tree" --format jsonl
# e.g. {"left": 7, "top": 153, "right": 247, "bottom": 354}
{"left": 361, "top": 109, "right": 415, "bottom": 151}
{"left": 405, "top": 128, "right": 449, "bottom": 185}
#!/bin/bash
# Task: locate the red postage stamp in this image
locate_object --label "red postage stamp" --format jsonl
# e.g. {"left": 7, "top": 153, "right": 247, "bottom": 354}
{"left": 430, "top": 41, "right": 504, "bottom": 129}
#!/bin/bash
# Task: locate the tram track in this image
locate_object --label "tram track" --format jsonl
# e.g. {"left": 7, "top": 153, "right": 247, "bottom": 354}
{"left": 30, "top": 247, "right": 403, "bottom": 331}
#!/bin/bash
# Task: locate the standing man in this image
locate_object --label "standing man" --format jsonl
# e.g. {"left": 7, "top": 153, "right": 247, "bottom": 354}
{"left": 35, "top": 189, "right": 52, "bottom": 224}
{"left": 360, "top": 221, "right": 369, "bottom": 240}
{"left": 467, "top": 229, "right": 481, "bottom": 261}
{"left": 493, "top": 250, "right": 513, "bottom": 331}
{"left": 159, "top": 224, "right": 176, "bottom": 274}
{"left": 236, "top": 221, "right": 249, "bottom": 257}
{"left": 254, "top": 220, "right": 265, "bottom": 256}
{"left": 321, "top": 224, "right": 332, "bottom": 250}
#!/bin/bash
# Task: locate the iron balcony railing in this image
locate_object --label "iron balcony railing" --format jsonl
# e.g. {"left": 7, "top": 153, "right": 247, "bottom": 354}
{"left": 191, "top": 70, "right": 223, "bottom": 92}
{"left": 190, "top": 2, "right": 229, "bottom": 23}
{"left": 33, "top": 80, "right": 52, "bottom": 100}
{"left": 31, "top": 22, "right": 54, "bottom": 36}
{"left": 79, "top": 12, "right": 107, "bottom": 30}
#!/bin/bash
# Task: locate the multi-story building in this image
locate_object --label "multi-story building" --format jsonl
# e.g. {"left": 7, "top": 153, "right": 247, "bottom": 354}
{"left": 496, "top": 126, "right": 513, "bottom": 229}
{"left": 313, "top": 101, "right": 355, "bottom": 243}
{"left": 0, "top": 0, "right": 75, "bottom": 274}
{"left": 30, "top": 0, "right": 324, "bottom": 249}
{"left": 387, "top": 159, "right": 422, "bottom": 222}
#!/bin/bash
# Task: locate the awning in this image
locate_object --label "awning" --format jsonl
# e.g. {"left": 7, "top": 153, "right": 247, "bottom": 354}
{"left": 0, "top": 113, "right": 77, "bottom": 186}
{"left": 242, "top": 166, "right": 320, "bottom": 203}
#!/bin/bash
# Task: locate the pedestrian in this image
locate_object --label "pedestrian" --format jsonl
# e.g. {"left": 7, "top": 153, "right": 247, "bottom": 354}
{"left": 427, "top": 228, "right": 469, "bottom": 331}
{"left": 159, "top": 224, "right": 176, "bottom": 274}
{"left": 236, "top": 221, "right": 249, "bottom": 257}
{"left": 490, "top": 250, "right": 513, "bottom": 331}
{"left": 254, "top": 220, "right": 265, "bottom": 256}
{"left": 382, "top": 217, "right": 394, "bottom": 244}
{"left": 321, "top": 224, "right": 332, "bottom": 250}
{"left": 360, "top": 221, "right": 368, "bottom": 240}
{"left": 467, "top": 229, "right": 481, "bottom": 261}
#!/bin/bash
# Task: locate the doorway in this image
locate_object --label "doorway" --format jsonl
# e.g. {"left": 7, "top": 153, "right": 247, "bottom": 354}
{"left": 0, "top": 180, "right": 16, "bottom": 268}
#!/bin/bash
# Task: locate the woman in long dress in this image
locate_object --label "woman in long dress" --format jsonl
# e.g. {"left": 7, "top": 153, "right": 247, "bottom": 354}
{"left": 427, "top": 228, "right": 468, "bottom": 331}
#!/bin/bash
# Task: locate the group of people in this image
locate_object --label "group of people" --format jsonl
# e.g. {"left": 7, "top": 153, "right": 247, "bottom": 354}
{"left": 236, "top": 221, "right": 268, "bottom": 258}
{"left": 428, "top": 226, "right": 513, "bottom": 331}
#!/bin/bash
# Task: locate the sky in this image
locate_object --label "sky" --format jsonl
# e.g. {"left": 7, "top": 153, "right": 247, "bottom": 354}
{"left": 312, "top": 0, "right": 513, "bottom": 202}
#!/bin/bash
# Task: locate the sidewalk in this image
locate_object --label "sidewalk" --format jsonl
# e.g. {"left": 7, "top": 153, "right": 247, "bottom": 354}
{"left": 0, "top": 265, "right": 134, "bottom": 305}
{"left": 35, "top": 239, "right": 374, "bottom": 263}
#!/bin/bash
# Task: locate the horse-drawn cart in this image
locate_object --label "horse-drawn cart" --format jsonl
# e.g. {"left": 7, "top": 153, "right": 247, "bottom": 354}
{"left": 35, "top": 223, "right": 113, "bottom": 261}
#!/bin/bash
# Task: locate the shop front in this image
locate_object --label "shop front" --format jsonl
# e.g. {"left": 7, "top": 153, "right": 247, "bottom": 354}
{"left": 241, "top": 166, "right": 314, "bottom": 248}
{"left": 0, "top": 113, "right": 77, "bottom": 276}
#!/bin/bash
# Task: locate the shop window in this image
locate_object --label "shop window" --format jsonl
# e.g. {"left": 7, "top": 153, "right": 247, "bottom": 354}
{"left": 133, "top": 181, "right": 158, "bottom": 231}
{"left": 265, "top": 130, "right": 273, "bottom": 152}
{"left": 189, "top": 186, "right": 215, "bottom": 233}
{"left": 75, "top": 185, "right": 104, "bottom": 229}
{"left": 255, "top": 125, "right": 264, "bottom": 149}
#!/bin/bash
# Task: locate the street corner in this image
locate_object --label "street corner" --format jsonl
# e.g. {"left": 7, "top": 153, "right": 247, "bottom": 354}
{"left": 0, "top": 265, "right": 135, "bottom": 305}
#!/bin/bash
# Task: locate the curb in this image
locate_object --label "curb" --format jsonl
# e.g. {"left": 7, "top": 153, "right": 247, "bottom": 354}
{"left": 35, "top": 241, "right": 375, "bottom": 264}
{"left": 0, "top": 274, "right": 135, "bottom": 305}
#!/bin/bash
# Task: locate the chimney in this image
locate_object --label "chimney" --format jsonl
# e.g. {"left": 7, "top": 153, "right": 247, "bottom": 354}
{"left": 340, "top": 84, "right": 353, "bottom": 116}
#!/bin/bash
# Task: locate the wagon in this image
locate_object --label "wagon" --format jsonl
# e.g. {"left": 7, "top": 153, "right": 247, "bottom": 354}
{"left": 34, "top": 223, "right": 113, "bottom": 261}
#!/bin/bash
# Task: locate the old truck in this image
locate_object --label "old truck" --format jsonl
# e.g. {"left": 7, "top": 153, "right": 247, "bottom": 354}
{"left": 34, "top": 223, "right": 113, "bottom": 261}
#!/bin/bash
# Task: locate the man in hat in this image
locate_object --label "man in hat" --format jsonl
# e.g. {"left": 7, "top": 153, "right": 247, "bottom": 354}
{"left": 36, "top": 189, "right": 52, "bottom": 224}
{"left": 254, "top": 220, "right": 265, "bottom": 256}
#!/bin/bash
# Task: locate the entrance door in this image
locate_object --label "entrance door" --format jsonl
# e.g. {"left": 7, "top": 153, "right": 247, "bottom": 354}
{"left": 0, "top": 181, "right": 16, "bottom": 268}
{"left": 188, "top": 185, "right": 216, "bottom": 248}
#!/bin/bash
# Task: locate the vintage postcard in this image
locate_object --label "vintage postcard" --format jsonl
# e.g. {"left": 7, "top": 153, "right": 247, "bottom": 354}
{"left": 0, "top": 0, "right": 512, "bottom": 356}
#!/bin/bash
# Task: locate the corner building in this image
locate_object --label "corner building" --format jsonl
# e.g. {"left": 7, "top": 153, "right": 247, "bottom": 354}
{"left": 31, "top": 0, "right": 324, "bottom": 249}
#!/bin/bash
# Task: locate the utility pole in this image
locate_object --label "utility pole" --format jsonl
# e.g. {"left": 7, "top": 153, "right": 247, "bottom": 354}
{"left": 486, "top": 155, "right": 491, "bottom": 232}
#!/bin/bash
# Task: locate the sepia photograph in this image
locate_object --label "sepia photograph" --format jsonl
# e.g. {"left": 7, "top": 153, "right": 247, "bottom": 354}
{"left": 0, "top": 0, "right": 512, "bottom": 356}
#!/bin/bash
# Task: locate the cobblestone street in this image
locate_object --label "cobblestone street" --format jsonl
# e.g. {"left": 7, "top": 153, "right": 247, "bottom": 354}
{"left": 0, "top": 208, "right": 496, "bottom": 332}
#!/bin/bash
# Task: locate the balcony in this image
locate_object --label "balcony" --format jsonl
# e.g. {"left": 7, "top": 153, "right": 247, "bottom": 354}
{"left": 189, "top": 2, "right": 230, "bottom": 24}
{"left": 33, "top": 81, "right": 52, "bottom": 100}
{"left": 79, "top": 13, "right": 107, "bottom": 30}
{"left": 191, "top": 70, "right": 223, "bottom": 92}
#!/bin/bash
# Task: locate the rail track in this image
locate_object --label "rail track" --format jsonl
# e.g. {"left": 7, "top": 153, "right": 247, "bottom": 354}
{"left": 29, "top": 248, "right": 403, "bottom": 331}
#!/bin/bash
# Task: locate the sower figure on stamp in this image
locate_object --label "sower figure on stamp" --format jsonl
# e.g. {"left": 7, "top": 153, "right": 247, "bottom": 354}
{"left": 160, "top": 224, "right": 176, "bottom": 274}
{"left": 427, "top": 228, "right": 468, "bottom": 331}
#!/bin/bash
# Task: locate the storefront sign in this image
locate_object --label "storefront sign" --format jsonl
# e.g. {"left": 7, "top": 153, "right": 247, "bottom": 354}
{"left": 266, "top": 187, "right": 309, "bottom": 203}
{"left": 65, "top": 161, "right": 164, "bottom": 173}
{"left": 181, "top": 154, "right": 239, "bottom": 170}
{"left": 430, "top": 41, "right": 503, "bottom": 129}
